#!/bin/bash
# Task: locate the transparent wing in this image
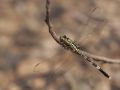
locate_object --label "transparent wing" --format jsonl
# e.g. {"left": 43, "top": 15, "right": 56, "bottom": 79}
{"left": 75, "top": 7, "right": 106, "bottom": 46}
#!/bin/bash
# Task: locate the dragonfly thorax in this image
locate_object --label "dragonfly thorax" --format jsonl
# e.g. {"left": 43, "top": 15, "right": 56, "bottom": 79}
{"left": 60, "top": 35, "right": 78, "bottom": 52}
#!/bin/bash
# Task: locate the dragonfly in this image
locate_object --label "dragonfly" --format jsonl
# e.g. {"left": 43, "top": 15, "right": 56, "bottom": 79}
{"left": 39, "top": 0, "right": 111, "bottom": 81}
{"left": 59, "top": 35, "right": 111, "bottom": 79}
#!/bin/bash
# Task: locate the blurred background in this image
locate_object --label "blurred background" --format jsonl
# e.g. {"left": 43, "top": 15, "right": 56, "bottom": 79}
{"left": 0, "top": 0, "right": 120, "bottom": 90}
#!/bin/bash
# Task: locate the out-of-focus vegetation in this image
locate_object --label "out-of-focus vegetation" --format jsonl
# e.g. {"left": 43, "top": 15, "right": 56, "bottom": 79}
{"left": 0, "top": 0, "right": 120, "bottom": 90}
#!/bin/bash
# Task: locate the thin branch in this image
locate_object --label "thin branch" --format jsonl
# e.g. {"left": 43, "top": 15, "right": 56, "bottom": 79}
{"left": 45, "top": 0, "right": 60, "bottom": 44}
{"left": 87, "top": 53, "right": 120, "bottom": 64}
{"left": 45, "top": 0, "right": 120, "bottom": 64}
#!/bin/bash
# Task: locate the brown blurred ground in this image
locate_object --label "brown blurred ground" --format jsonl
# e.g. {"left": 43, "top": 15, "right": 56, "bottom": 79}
{"left": 0, "top": 0, "right": 120, "bottom": 90}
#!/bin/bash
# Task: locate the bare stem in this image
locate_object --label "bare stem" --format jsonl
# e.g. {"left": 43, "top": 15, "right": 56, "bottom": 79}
{"left": 45, "top": 0, "right": 60, "bottom": 44}
{"left": 45, "top": 0, "right": 120, "bottom": 64}
{"left": 88, "top": 53, "right": 120, "bottom": 64}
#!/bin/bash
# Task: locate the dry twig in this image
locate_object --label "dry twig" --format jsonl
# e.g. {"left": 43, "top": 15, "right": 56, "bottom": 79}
{"left": 45, "top": 0, "right": 120, "bottom": 64}
{"left": 45, "top": 0, "right": 60, "bottom": 44}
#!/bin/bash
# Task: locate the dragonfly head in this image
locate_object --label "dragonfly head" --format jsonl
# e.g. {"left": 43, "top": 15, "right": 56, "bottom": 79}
{"left": 60, "top": 35, "right": 73, "bottom": 49}
{"left": 60, "top": 35, "right": 69, "bottom": 43}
